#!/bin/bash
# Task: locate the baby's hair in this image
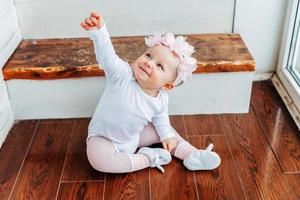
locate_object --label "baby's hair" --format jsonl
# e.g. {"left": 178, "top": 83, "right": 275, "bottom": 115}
{"left": 145, "top": 32, "right": 198, "bottom": 86}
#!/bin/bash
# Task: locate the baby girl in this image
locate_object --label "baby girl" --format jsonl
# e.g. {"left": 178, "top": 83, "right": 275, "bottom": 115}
{"left": 81, "top": 12, "right": 221, "bottom": 173}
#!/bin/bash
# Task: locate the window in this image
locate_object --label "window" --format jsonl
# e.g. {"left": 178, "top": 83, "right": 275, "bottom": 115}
{"left": 287, "top": 3, "right": 300, "bottom": 84}
{"left": 273, "top": 0, "right": 300, "bottom": 129}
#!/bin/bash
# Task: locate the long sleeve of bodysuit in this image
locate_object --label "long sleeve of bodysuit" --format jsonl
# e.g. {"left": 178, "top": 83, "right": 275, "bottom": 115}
{"left": 152, "top": 94, "right": 176, "bottom": 141}
{"left": 88, "top": 23, "right": 130, "bottom": 84}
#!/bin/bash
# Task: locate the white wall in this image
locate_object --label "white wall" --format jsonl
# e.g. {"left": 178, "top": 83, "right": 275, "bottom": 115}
{"left": 0, "top": 0, "right": 20, "bottom": 147}
{"left": 13, "top": 0, "right": 288, "bottom": 74}
{"left": 234, "top": 0, "right": 288, "bottom": 74}
{"left": 0, "top": 0, "right": 22, "bottom": 71}
{"left": 15, "top": 0, "right": 235, "bottom": 38}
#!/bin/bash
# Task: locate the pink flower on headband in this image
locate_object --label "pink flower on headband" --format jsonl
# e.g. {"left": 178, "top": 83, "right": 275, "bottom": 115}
{"left": 145, "top": 32, "right": 197, "bottom": 86}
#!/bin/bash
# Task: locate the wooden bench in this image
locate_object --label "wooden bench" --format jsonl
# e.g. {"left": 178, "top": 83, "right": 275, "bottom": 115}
{"left": 3, "top": 34, "right": 255, "bottom": 80}
{"left": 2, "top": 34, "right": 255, "bottom": 119}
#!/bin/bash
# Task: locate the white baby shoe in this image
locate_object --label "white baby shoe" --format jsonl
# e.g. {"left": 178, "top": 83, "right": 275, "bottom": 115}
{"left": 183, "top": 143, "right": 221, "bottom": 171}
{"left": 137, "top": 147, "right": 172, "bottom": 173}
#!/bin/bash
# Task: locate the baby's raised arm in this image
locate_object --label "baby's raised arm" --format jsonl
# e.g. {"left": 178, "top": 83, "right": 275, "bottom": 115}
{"left": 81, "top": 12, "right": 130, "bottom": 83}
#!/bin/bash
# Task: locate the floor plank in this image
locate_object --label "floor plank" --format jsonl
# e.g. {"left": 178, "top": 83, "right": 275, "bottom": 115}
{"left": 61, "top": 119, "right": 105, "bottom": 181}
{"left": 188, "top": 135, "right": 246, "bottom": 200}
{"left": 150, "top": 116, "right": 198, "bottom": 200}
{"left": 221, "top": 108, "right": 300, "bottom": 200}
{"left": 9, "top": 121, "right": 74, "bottom": 200}
{"left": 284, "top": 173, "right": 300, "bottom": 198}
{"left": 170, "top": 116, "right": 187, "bottom": 139}
{"left": 183, "top": 115, "right": 224, "bottom": 136}
{"left": 150, "top": 158, "right": 198, "bottom": 200}
{"left": 0, "top": 120, "right": 38, "bottom": 200}
{"left": 57, "top": 182, "right": 105, "bottom": 200}
{"left": 104, "top": 171, "right": 150, "bottom": 200}
{"left": 251, "top": 81, "right": 300, "bottom": 173}
{"left": 38, "top": 119, "right": 74, "bottom": 123}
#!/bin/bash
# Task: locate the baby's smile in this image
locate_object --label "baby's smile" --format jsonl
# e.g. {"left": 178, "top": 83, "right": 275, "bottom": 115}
{"left": 138, "top": 64, "right": 150, "bottom": 76}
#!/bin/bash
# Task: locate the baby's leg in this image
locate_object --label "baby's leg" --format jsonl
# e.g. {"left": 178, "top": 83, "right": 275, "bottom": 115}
{"left": 86, "top": 136, "right": 151, "bottom": 173}
{"left": 138, "top": 123, "right": 161, "bottom": 147}
{"left": 138, "top": 123, "right": 197, "bottom": 160}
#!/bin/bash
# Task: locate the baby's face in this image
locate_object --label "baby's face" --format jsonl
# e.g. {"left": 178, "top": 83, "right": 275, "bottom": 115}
{"left": 132, "top": 45, "right": 180, "bottom": 90}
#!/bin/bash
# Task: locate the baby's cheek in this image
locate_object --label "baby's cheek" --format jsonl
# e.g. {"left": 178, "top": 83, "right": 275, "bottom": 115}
{"left": 149, "top": 75, "right": 161, "bottom": 86}
{"left": 157, "top": 77, "right": 169, "bottom": 88}
{"left": 164, "top": 72, "right": 176, "bottom": 83}
{"left": 132, "top": 60, "right": 138, "bottom": 67}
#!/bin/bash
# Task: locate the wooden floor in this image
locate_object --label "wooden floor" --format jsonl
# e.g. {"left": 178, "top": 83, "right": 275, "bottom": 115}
{"left": 0, "top": 81, "right": 299, "bottom": 200}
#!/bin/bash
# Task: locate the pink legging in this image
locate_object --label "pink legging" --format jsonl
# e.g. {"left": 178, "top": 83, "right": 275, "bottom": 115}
{"left": 86, "top": 123, "right": 197, "bottom": 173}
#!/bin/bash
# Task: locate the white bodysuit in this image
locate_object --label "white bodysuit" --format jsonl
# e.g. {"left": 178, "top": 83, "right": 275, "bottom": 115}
{"left": 87, "top": 24, "right": 175, "bottom": 153}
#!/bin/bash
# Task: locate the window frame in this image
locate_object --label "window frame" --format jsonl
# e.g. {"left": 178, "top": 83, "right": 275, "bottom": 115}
{"left": 273, "top": 0, "right": 300, "bottom": 129}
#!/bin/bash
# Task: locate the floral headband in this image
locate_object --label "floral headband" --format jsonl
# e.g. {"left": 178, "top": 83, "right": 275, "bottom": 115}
{"left": 145, "top": 32, "right": 198, "bottom": 86}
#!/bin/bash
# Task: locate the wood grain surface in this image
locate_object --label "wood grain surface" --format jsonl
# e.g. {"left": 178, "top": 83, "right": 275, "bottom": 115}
{"left": 3, "top": 34, "right": 255, "bottom": 80}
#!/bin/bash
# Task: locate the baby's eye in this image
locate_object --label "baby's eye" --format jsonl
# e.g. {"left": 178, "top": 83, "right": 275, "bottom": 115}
{"left": 145, "top": 53, "right": 151, "bottom": 59}
{"left": 157, "top": 64, "right": 163, "bottom": 70}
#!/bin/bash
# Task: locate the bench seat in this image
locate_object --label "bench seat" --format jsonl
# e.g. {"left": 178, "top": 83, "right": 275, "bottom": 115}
{"left": 3, "top": 34, "right": 255, "bottom": 80}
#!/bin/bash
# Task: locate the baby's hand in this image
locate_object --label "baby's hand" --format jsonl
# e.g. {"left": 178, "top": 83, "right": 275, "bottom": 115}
{"left": 162, "top": 137, "right": 178, "bottom": 152}
{"left": 80, "top": 12, "right": 103, "bottom": 30}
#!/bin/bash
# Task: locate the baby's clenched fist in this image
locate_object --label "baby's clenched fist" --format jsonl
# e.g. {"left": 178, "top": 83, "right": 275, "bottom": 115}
{"left": 81, "top": 12, "right": 103, "bottom": 30}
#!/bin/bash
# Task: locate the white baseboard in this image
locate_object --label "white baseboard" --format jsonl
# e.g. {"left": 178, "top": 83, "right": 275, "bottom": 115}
{"left": 0, "top": 81, "right": 14, "bottom": 148}
{"left": 0, "top": 112, "right": 13, "bottom": 148}
{"left": 6, "top": 71, "right": 254, "bottom": 119}
{"left": 253, "top": 72, "right": 274, "bottom": 81}
{"left": 271, "top": 75, "right": 300, "bottom": 130}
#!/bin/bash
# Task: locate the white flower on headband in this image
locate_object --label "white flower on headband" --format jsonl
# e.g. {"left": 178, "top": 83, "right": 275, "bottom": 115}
{"left": 145, "top": 32, "right": 198, "bottom": 86}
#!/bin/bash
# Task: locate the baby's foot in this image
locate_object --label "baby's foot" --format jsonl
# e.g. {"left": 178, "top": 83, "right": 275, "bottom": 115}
{"left": 137, "top": 147, "right": 172, "bottom": 173}
{"left": 183, "top": 143, "right": 221, "bottom": 171}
